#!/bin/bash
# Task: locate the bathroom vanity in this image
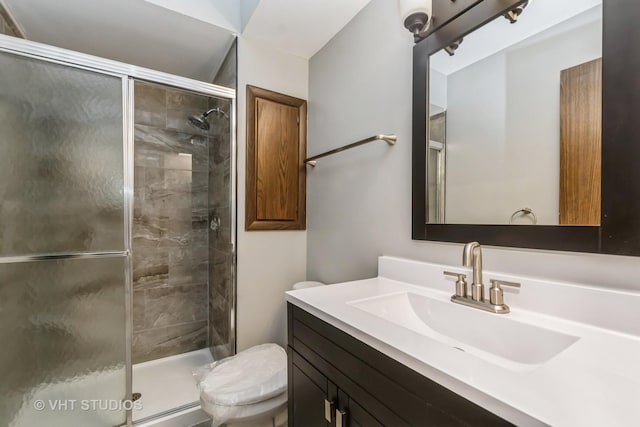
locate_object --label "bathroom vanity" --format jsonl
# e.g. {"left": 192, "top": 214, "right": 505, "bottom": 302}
{"left": 287, "top": 304, "right": 510, "bottom": 426}
{"left": 286, "top": 256, "right": 640, "bottom": 426}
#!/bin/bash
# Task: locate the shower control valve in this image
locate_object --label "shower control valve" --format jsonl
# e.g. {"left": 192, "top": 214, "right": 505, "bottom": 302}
{"left": 210, "top": 215, "right": 221, "bottom": 237}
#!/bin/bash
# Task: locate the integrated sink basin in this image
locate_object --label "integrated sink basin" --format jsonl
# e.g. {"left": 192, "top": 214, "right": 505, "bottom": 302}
{"left": 288, "top": 256, "right": 640, "bottom": 425}
{"left": 348, "top": 292, "right": 579, "bottom": 369}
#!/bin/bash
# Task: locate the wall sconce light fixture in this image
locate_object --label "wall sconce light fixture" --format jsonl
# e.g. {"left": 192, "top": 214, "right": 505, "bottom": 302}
{"left": 444, "top": 38, "right": 464, "bottom": 56}
{"left": 398, "top": 0, "right": 432, "bottom": 42}
{"left": 504, "top": 0, "right": 530, "bottom": 24}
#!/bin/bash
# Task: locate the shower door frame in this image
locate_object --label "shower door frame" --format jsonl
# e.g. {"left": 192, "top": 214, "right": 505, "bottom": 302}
{"left": 0, "top": 34, "right": 238, "bottom": 427}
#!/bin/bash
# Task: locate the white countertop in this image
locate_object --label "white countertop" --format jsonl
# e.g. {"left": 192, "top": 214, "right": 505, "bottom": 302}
{"left": 286, "top": 256, "right": 640, "bottom": 427}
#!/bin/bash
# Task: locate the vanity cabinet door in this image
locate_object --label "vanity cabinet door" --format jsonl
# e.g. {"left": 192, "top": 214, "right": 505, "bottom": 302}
{"left": 336, "top": 389, "right": 382, "bottom": 427}
{"left": 289, "top": 347, "right": 331, "bottom": 427}
{"left": 289, "top": 346, "right": 383, "bottom": 427}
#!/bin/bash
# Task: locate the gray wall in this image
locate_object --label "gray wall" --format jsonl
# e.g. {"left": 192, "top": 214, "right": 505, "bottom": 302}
{"left": 429, "top": 69, "right": 447, "bottom": 110}
{"left": 444, "top": 17, "right": 601, "bottom": 225}
{"left": 307, "top": 0, "right": 640, "bottom": 290}
{"left": 0, "top": 3, "right": 23, "bottom": 38}
{"left": 212, "top": 39, "right": 236, "bottom": 89}
{"left": 235, "top": 36, "right": 308, "bottom": 351}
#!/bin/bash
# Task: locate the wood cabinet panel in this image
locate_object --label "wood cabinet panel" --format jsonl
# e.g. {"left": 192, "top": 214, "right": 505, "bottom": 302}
{"left": 560, "top": 58, "right": 602, "bottom": 225}
{"left": 290, "top": 354, "right": 329, "bottom": 427}
{"left": 290, "top": 344, "right": 385, "bottom": 427}
{"left": 256, "top": 98, "right": 299, "bottom": 221}
{"left": 246, "top": 85, "right": 306, "bottom": 230}
{"left": 338, "top": 389, "right": 383, "bottom": 427}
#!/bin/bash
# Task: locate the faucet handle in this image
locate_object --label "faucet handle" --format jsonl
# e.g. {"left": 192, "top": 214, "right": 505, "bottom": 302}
{"left": 490, "top": 279, "right": 521, "bottom": 288}
{"left": 444, "top": 271, "right": 466, "bottom": 279}
{"left": 444, "top": 271, "right": 468, "bottom": 298}
{"left": 489, "top": 279, "right": 521, "bottom": 306}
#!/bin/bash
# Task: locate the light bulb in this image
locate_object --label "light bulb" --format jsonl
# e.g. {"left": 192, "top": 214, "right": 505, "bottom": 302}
{"left": 398, "top": 0, "right": 432, "bottom": 36}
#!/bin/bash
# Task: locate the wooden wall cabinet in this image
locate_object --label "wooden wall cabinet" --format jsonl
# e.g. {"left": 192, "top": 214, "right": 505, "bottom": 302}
{"left": 288, "top": 304, "right": 513, "bottom": 426}
{"left": 246, "top": 85, "right": 307, "bottom": 230}
{"left": 559, "top": 58, "right": 602, "bottom": 226}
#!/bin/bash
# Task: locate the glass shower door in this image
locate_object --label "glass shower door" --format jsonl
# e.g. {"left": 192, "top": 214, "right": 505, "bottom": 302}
{"left": 0, "top": 51, "right": 128, "bottom": 426}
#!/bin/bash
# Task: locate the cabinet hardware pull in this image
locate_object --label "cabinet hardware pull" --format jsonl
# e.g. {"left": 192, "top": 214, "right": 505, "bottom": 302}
{"left": 336, "top": 409, "right": 348, "bottom": 427}
{"left": 324, "top": 399, "right": 334, "bottom": 422}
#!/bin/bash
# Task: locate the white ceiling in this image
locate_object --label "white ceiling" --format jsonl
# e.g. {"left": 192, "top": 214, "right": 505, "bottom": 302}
{"left": 2, "top": 0, "right": 373, "bottom": 81}
{"left": 141, "top": 0, "right": 260, "bottom": 33}
{"left": 242, "top": 0, "right": 372, "bottom": 59}
{"left": 3, "top": 0, "right": 237, "bottom": 81}
{"left": 431, "top": 0, "right": 603, "bottom": 76}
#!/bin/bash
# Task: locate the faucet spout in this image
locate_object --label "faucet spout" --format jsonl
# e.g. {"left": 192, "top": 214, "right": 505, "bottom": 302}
{"left": 462, "top": 242, "right": 483, "bottom": 301}
{"left": 462, "top": 241, "right": 480, "bottom": 267}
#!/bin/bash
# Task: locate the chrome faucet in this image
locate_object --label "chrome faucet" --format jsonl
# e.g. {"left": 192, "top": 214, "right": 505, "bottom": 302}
{"left": 443, "top": 242, "right": 521, "bottom": 314}
{"left": 462, "top": 242, "right": 483, "bottom": 301}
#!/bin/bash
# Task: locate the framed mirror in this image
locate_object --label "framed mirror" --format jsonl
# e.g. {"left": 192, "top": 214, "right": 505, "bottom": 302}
{"left": 412, "top": 0, "right": 640, "bottom": 256}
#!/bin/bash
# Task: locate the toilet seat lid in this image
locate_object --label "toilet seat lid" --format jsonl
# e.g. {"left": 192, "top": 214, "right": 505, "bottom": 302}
{"left": 292, "top": 281, "right": 325, "bottom": 290}
{"left": 197, "top": 343, "right": 287, "bottom": 406}
{"left": 200, "top": 391, "right": 287, "bottom": 424}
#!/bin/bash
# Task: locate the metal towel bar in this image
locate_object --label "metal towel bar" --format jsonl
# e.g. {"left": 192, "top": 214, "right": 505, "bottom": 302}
{"left": 304, "top": 134, "right": 397, "bottom": 166}
{"left": 509, "top": 207, "right": 538, "bottom": 225}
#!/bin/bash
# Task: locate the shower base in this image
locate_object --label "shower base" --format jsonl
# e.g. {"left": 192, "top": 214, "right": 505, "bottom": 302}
{"left": 132, "top": 348, "right": 213, "bottom": 423}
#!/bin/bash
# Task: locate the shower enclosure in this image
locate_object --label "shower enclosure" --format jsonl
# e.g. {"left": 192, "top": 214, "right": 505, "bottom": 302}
{"left": 0, "top": 35, "right": 236, "bottom": 427}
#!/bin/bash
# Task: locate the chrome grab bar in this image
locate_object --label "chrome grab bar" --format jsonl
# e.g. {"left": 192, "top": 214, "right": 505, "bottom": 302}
{"left": 304, "top": 134, "right": 396, "bottom": 166}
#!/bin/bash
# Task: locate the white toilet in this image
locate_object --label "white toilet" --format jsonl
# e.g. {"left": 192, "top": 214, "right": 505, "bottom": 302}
{"left": 197, "top": 281, "right": 325, "bottom": 427}
{"left": 291, "top": 281, "right": 325, "bottom": 290}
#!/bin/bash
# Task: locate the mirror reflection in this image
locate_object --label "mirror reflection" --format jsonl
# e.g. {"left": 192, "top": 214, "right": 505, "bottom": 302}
{"left": 428, "top": 0, "right": 602, "bottom": 225}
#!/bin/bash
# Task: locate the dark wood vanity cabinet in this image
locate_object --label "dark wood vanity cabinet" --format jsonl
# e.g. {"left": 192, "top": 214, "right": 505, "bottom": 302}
{"left": 287, "top": 303, "right": 513, "bottom": 427}
{"left": 290, "top": 348, "right": 382, "bottom": 427}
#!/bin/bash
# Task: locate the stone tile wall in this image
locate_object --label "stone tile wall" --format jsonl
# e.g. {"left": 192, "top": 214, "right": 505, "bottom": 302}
{"left": 132, "top": 81, "right": 212, "bottom": 363}
{"left": 206, "top": 96, "right": 233, "bottom": 359}
{"left": 132, "top": 81, "right": 234, "bottom": 363}
{"left": 209, "top": 44, "right": 235, "bottom": 356}
{"left": 211, "top": 40, "right": 235, "bottom": 357}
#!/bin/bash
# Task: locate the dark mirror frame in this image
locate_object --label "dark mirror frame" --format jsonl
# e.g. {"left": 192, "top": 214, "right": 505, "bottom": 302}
{"left": 412, "top": 0, "right": 640, "bottom": 256}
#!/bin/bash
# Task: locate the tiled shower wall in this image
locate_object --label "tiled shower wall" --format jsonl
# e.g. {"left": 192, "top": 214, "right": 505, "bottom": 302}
{"left": 207, "top": 95, "right": 233, "bottom": 359}
{"left": 209, "top": 40, "right": 235, "bottom": 359}
{"left": 132, "top": 81, "right": 232, "bottom": 363}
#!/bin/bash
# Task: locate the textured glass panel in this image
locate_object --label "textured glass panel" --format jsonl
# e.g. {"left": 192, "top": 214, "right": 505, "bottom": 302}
{"left": 0, "top": 52, "right": 124, "bottom": 256}
{"left": 0, "top": 257, "right": 126, "bottom": 427}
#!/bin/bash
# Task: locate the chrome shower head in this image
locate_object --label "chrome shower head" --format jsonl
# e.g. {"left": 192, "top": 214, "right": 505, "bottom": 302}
{"left": 188, "top": 107, "right": 229, "bottom": 131}
{"left": 188, "top": 114, "right": 210, "bottom": 130}
{"left": 209, "top": 107, "right": 229, "bottom": 120}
